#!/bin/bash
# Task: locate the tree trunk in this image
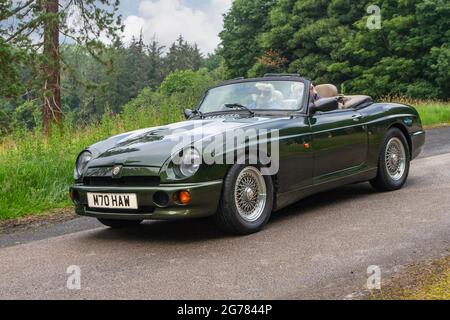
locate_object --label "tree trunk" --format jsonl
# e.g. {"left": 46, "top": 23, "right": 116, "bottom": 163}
{"left": 42, "top": 0, "right": 62, "bottom": 135}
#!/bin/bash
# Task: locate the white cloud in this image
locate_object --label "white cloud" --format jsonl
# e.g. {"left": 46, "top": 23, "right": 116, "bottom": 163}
{"left": 122, "top": 0, "right": 232, "bottom": 54}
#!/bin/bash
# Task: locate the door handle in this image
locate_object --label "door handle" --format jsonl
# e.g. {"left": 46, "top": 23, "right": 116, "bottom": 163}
{"left": 352, "top": 114, "right": 363, "bottom": 122}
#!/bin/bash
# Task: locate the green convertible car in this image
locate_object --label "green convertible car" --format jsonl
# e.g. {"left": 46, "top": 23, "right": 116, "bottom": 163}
{"left": 70, "top": 74, "right": 425, "bottom": 235}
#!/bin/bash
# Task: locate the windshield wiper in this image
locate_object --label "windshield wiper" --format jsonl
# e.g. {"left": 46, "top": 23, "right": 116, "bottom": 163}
{"left": 224, "top": 103, "right": 255, "bottom": 117}
{"left": 192, "top": 109, "right": 204, "bottom": 119}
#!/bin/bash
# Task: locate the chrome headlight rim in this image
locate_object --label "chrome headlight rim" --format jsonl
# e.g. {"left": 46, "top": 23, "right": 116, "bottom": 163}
{"left": 74, "top": 150, "right": 92, "bottom": 179}
{"left": 179, "top": 148, "right": 201, "bottom": 177}
{"left": 170, "top": 147, "right": 202, "bottom": 180}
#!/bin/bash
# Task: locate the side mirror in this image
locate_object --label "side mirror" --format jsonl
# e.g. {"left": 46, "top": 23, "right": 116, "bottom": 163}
{"left": 309, "top": 97, "right": 339, "bottom": 114}
{"left": 184, "top": 109, "right": 193, "bottom": 119}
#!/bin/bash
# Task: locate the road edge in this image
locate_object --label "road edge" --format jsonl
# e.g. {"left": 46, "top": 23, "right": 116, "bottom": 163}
{"left": 0, "top": 208, "right": 77, "bottom": 234}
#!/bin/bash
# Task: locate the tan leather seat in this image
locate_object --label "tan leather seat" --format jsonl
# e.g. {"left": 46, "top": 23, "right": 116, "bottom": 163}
{"left": 314, "top": 83, "right": 373, "bottom": 109}
{"left": 342, "top": 95, "right": 373, "bottom": 109}
{"left": 315, "top": 84, "right": 338, "bottom": 98}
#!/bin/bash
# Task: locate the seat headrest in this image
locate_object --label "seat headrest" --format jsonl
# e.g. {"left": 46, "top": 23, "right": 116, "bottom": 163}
{"left": 316, "top": 84, "right": 338, "bottom": 98}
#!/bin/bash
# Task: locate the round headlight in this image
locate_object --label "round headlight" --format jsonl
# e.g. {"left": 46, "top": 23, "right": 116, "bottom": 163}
{"left": 179, "top": 148, "right": 201, "bottom": 178}
{"left": 74, "top": 151, "right": 92, "bottom": 179}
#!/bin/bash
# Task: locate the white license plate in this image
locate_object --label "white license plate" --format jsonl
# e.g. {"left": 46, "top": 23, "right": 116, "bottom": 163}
{"left": 87, "top": 193, "right": 138, "bottom": 210}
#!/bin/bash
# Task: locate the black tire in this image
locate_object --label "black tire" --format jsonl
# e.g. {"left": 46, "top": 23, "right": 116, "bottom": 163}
{"left": 97, "top": 219, "right": 143, "bottom": 229}
{"left": 215, "top": 165, "right": 274, "bottom": 235}
{"left": 370, "top": 128, "right": 410, "bottom": 192}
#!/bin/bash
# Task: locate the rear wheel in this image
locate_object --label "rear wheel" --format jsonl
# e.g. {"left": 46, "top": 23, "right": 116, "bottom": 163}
{"left": 215, "top": 165, "right": 274, "bottom": 235}
{"left": 370, "top": 128, "right": 410, "bottom": 192}
{"left": 98, "top": 219, "right": 143, "bottom": 229}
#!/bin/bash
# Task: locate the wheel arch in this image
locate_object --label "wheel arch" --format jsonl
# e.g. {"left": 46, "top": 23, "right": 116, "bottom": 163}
{"left": 389, "top": 123, "right": 412, "bottom": 158}
{"left": 221, "top": 152, "right": 279, "bottom": 207}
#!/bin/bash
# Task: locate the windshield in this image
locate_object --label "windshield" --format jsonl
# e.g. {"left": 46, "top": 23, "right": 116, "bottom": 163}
{"left": 198, "top": 80, "right": 306, "bottom": 113}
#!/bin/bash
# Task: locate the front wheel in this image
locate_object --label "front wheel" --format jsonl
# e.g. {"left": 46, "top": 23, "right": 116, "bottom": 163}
{"left": 370, "top": 128, "right": 410, "bottom": 192}
{"left": 98, "top": 219, "right": 143, "bottom": 229}
{"left": 215, "top": 165, "right": 274, "bottom": 235}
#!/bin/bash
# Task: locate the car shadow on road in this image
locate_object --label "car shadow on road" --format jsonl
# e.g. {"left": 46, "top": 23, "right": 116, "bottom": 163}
{"left": 83, "top": 182, "right": 379, "bottom": 244}
{"left": 93, "top": 217, "right": 229, "bottom": 243}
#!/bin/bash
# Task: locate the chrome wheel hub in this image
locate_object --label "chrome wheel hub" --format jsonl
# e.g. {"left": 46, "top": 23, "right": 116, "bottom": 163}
{"left": 385, "top": 137, "right": 406, "bottom": 181}
{"left": 234, "top": 167, "right": 267, "bottom": 222}
{"left": 244, "top": 187, "right": 255, "bottom": 201}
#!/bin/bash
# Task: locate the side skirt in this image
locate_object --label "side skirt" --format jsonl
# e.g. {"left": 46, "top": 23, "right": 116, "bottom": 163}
{"left": 274, "top": 168, "right": 378, "bottom": 211}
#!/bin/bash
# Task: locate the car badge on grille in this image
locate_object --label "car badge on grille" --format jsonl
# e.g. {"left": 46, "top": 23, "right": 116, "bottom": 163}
{"left": 112, "top": 166, "right": 122, "bottom": 177}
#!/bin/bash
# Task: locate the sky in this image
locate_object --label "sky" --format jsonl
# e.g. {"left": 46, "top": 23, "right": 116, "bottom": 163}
{"left": 119, "top": 0, "right": 233, "bottom": 54}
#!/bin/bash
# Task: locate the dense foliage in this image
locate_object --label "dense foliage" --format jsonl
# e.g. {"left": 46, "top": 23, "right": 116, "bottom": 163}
{"left": 1, "top": 0, "right": 124, "bottom": 134}
{"left": 63, "top": 34, "right": 208, "bottom": 121}
{"left": 0, "top": 35, "right": 211, "bottom": 135}
{"left": 219, "top": 0, "right": 277, "bottom": 79}
{"left": 220, "top": 0, "right": 450, "bottom": 99}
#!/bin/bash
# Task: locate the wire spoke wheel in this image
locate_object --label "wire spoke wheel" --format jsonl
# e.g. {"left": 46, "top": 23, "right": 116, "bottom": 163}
{"left": 385, "top": 137, "right": 406, "bottom": 181}
{"left": 234, "top": 167, "right": 267, "bottom": 222}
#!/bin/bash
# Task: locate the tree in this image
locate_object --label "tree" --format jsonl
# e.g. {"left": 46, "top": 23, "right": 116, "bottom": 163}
{"left": 102, "top": 35, "right": 165, "bottom": 114}
{"left": 159, "top": 68, "right": 218, "bottom": 110}
{"left": 1, "top": 0, "right": 123, "bottom": 134}
{"left": 205, "top": 49, "right": 223, "bottom": 71}
{"left": 219, "top": 0, "right": 449, "bottom": 99}
{"left": 0, "top": 39, "right": 26, "bottom": 97}
{"left": 253, "top": 0, "right": 367, "bottom": 84}
{"left": 0, "top": 105, "right": 13, "bottom": 135}
{"left": 60, "top": 43, "right": 112, "bottom": 121}
{"left": 147, "top": 37, "right": 165, "bottom": 89}
{"left": 219, "top": 0, "right": 277, "bottom": 78}
{"left": 342, "top": 0, "right": 450, "bottom": 99}
{"left": 117, "top": 33, "right": 151, "bottom": 104}
{"left": 42, "top": 0, "right": 62, "bottom": 131}
{"left": 165, "top": 35, "right": 204, "bottom": 73}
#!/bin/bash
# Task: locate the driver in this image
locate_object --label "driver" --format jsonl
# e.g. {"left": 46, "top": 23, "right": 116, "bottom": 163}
{"left": 310, "top": 83, "right": 321, "bottom": 102}
{"left": 254, "top": 83, "right": 283, "bottom": 109}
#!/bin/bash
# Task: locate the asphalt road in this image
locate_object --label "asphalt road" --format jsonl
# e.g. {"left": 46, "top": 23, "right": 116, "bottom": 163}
{"left": 0, "top": 127, "right": 449, "bottom": 299}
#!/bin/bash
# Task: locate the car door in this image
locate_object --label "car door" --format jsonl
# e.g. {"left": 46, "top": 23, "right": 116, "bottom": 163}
{"left": 276, "top": 116, "right": 314, "bottom": 194}
{"left": 309, "top": 109, "right": 368, "bottom": 183}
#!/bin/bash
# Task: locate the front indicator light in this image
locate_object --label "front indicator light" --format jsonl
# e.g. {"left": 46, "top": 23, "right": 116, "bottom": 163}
{"left": 176, "top": 191, "right": 191, "bottom": 205}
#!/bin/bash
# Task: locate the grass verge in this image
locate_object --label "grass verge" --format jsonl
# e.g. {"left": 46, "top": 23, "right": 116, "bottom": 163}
{"left": 0, "top": 208, "right": 76, "bottom": 234}
{"left": 368, "top": 255, "right": 450, "bottom": 300}
{"left": 391, "top": 98, "right": 450, "bottom": 128}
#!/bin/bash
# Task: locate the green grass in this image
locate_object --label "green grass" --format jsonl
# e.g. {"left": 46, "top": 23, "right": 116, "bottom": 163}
{"left": 0, "top": 98, "right": 449, "bottom": 220}
{"left": 407, "top": 268, "right": 450, "bottom": 300}
{"left": 415, "top": 103, "right": 450, "bottom": 127}
{"left": 390, "top": 98, "right": 450, "bottom": 127}
{"left": 369, "top": 256, "right": 450, "bottom": 300}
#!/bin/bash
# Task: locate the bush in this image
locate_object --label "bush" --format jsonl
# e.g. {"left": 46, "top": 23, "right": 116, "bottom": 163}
{"left": 406, "top": 81, "right": 440, "bottom": 100}
{"left": 13, "top": 100, "right": 41, "bottom": 130}
{"left": 0, "top": 109, "right": 12, "bottom": 136}
{"left": 160, "top": 68, "right": 217, "bottom": 100}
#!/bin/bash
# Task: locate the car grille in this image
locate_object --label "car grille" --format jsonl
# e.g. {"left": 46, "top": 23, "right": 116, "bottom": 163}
{"left": 83, "top": 176, "right": 160, "bottom": 187}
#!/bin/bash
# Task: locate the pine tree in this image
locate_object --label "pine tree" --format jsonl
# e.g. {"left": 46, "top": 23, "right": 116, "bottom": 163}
{"left": 1, "top": 0, "right": 123, "bottom": 134}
